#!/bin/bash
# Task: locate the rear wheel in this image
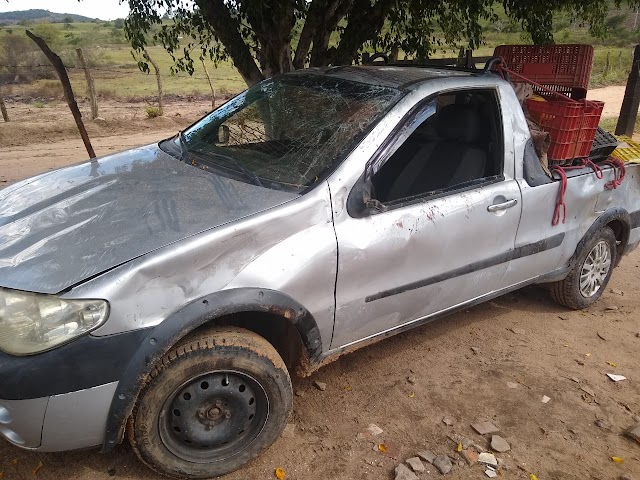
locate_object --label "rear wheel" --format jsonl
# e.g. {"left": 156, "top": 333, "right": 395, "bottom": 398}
{"left": 127, "top": 327, "right": 292, "bottom": 479}
{"left": 550, "top": 227, "right": 617, "bottom": 309}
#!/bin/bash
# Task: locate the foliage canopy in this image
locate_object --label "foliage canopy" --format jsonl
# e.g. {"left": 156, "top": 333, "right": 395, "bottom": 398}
{"left": 125, "top": 0, "right": 640, "bottom": 86}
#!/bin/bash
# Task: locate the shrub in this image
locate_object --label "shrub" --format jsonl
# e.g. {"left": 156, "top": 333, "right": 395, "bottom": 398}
{"left": 145, "top": 106, "right": 163, "bottom": 118}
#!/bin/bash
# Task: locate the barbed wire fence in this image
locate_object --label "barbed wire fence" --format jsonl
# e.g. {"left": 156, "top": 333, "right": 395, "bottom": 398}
{"left": 0, "top": 52, "right": 230, "bottom": 123}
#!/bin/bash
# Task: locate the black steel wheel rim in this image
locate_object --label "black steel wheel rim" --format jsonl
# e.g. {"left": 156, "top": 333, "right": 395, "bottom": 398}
{"left": 158, "top": 370, "right": 269, "bottom": 463}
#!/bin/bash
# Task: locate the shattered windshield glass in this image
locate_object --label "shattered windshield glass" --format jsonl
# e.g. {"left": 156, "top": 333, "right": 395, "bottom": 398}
{"left": 175, "top": 75, "right": 403, "bottom": 192}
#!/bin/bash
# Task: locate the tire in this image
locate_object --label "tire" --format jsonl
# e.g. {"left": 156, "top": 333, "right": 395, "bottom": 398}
{"left": 550, "top": 227, "right": 617, "bottom": 309}
{"left": 127, "top": 327, "right": 293, "bottom": 479}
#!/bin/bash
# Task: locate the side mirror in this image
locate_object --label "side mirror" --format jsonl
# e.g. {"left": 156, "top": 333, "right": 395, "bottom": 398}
{"left": 217, "top": 125, "right": 230, "bottom": 144}
{"left": 346, "top": 172, "right": 386, "bottom": 218}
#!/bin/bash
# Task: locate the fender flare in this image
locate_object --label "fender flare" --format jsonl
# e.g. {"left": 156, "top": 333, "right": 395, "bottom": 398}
{"left": 100, "top": 288, "right": 321, "bottom": 452}
{"left": 568, "top": 208, "right": 631, "bottom": 271}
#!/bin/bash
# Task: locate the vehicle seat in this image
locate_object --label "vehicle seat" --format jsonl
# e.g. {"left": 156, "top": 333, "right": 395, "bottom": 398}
{"left": 386, "top": 104, "right": 487, "bottom": 201}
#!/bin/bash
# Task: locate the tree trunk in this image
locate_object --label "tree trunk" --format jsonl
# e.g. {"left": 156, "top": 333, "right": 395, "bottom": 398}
{"left": 332, "top": 0, "right": 394, "bottom": 66}
{"left": 26, "top": 30, "right": 95, "bottom": 158}
{"left": 144, "top": 50, "right": 164, "bottom": 116}
{"left": 76, "top": 47, "right": 99, "bottom": 119}
{"left": 294, "top": 0, "right": 352, "bottom": 69}
{"left": 615, "top": 45, "right": 640, "bottom": 137}
{"left": 246, "top": 0, "right": 297, "bottom": 78}
{"left": 201, "top": 58, "right": 216, "bottom": 110}
{"left": 0, "top": 88, "right": 8, "bottom": 122}
{"left": 195, "top": 0, "right": 264, "bottom": 87}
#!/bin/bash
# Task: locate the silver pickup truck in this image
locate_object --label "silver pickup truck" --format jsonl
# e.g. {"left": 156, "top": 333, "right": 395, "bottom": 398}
{"left": 0, "top": 65, "right": 638, "bottom": 479}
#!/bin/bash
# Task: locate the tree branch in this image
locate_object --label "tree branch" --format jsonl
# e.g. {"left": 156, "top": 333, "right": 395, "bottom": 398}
{"left": 332, "top": 0, "right": 396, "bottom": 65}
{"left": 195, "top": 0, "right": 264, "bottom": 86}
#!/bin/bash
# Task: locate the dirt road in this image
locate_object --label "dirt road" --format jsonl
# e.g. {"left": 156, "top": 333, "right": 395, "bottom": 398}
{"left": 1, "top": 94, "right": 640, "bottom": 480}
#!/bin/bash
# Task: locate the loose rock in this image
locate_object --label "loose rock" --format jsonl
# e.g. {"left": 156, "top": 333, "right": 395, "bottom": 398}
{"left": 606, "top": 306, "right": 619, "bottom": 311}
{"left": 478, "top": 452, "right": 498, "bottom": 468}
{"left": 542, "top": 395, "right": 551, "bottom": 404}
{"left": 406, "top": 457, "right": 425, "bottom": 473}
{"left": 442, "top": 417, "right": 454, "bottom": 426}
{"left": 620, "top": 474, "right": 635, "bottom": 480}
{"left": 357, "top": 423, "right": 383, "bottom": 441}
{"left": 632, "top": 415, "right": 640, "bottom": 423}
{"left": 610, "top": 288, "right": 624, "bottom": 296}
{"left": 417, "top": 451, "right": 436, "bottom": 464}
{"left": 490, "top": 435, "right": 511, "bottom": 452}
{"left": 394, "top": 464, "right": 419, "bottom": 480}
{"left": 625, "top": 423, "right": 640, "bottom": 444}
{"left": 407, "top": 376, "right": 417, "bottom": 385}
{"left": 485, "top": 469, "right": 498, "bottom": 478}
{"left": 314, "top": 381, "right": 327, "bottom": 391}
{"left": 510, "top": 327, "right": 526, "bottom": 335}
{"left": 460, "top": 448, "right": 479, "bottom": 465}
{"left": 471, "top": 346, "right": 481, "bottom": 354}
{"left": 295, "top": 389, "right": 305, "bottom": 397}
{"left": 595, "top": 419, "right": 608, "bottom": 429}
{"left": 433, "top": 455, "right": 453, "bottom": 475}
{"left": 507, "top": 381, "right": 519, "bottom": 389}
{"left": 471, "top": 421, "right": 500, "bottom": 435}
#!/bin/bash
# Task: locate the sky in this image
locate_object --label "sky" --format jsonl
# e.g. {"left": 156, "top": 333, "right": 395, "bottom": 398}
{"left": 0, "top": 0, "right": 131, "bottom": 21}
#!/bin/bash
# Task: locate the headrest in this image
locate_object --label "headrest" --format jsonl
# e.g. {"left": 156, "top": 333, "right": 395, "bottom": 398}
{"left": 436, "top": 104, "right": 482, "bottom": 143}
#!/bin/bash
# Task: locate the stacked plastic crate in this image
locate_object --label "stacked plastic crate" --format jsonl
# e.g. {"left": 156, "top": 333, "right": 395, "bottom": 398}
{"left": 493, "top": 44, "right": 611, "bottom": 165}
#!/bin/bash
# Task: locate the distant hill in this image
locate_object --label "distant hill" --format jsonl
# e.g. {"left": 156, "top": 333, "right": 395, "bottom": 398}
{"left": 0, "top": 9, "right": 98, "bottom": 25}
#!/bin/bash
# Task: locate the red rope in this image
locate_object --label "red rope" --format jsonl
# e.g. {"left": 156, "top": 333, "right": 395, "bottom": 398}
{"left": 551, "top": 165, "right": 568, "bottom": 226}
{"left": 602, "top": 157, "right": 626, "bottom": 189}
{"left": 551, "top": 159, "right": 607, "bottom": 226}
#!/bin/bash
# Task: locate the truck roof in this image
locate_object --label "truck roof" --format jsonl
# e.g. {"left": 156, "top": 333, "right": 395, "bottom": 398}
{"left": 297, "top": 65, "right": 478, "bottom": 90}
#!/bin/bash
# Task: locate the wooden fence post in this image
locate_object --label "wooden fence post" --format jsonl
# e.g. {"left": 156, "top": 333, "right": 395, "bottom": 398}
{"left": 615, "top": 45, "right": 640, "bottom": 137}
{"left": 76, "top": 47, "right": 99, "bottom": 119}
{"left": 201, "top": 59, "right": 216, "bottom": 110}
{"left": 143, "top": 50, "right": 164, "bottom": 116}
{"left": 0, "top": 88, "right": 9, "bottom": 122}
{"left": 604, "top": 51, "right": 611, "bottom": 76}
{"left": 26, "top": 30, "right": 95, "bottom": 158}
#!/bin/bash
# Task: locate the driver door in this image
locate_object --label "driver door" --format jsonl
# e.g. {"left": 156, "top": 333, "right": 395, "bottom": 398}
{"left": 329, "top": 89, "right": 522, "bottom": 348}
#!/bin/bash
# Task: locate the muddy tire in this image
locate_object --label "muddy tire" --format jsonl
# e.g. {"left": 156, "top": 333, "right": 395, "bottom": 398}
{"left": 127, "top": 327, "right": 292, "bottom": 479}
{"left": 550, "top": 227, "right": 617, "bottom": 309}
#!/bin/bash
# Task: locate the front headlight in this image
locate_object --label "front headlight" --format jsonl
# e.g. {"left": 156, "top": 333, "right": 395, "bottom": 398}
{"left": 0, "top": 288, "right": 109, "bottom": 356}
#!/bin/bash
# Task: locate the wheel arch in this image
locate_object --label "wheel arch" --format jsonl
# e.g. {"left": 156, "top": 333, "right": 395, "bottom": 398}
{"left": 101, "top": 288, "right": 322, "bottom": 452}
{"left": 580, "top": 208, "right": 631, "bottom": 268}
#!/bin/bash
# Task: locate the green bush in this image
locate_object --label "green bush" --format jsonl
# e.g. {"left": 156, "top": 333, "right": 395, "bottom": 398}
{"left": 145, "top": 106, "right": 163, "bottom": 118}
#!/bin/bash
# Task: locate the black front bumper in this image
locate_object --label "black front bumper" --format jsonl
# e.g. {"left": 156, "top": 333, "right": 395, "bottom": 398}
{"left": 0, "top": 328, "right": 151, "bottom": 400}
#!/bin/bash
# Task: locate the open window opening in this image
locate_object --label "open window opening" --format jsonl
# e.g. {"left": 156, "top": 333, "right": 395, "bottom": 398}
{"left": 370, "top": 89, "right": 504, "bottom": 205}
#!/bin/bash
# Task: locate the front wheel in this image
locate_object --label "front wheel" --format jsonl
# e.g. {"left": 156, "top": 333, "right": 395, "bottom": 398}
{"left": 127, "top": 327, "right": 293, "bottom": 479}
{"left": 550, "top": 227, "right": 617, "bottom": 309}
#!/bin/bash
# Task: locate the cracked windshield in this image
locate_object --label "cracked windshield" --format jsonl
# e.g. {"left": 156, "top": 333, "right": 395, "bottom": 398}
{"left": 175, "top": 75, "right": 403, "bottom": 192}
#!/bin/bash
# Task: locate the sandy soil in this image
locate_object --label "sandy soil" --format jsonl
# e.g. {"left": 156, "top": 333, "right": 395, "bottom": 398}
{"left": 1, "top": 92, "right": 640, "bottom": 480}
{"left": 587, "top": 86, "right": 628, "bottom": 119}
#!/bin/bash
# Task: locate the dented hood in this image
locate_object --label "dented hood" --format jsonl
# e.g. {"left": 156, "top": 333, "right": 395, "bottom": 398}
{"left": 0, "top": 144, "right": 298, "bottom": 294}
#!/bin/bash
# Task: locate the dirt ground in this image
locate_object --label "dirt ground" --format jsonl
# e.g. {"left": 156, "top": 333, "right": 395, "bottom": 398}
{"left": 587, "top": 85, "right": 627, "bottom": 119}
{"left": 1, "top": 90, "right": 640, "bottom": 480}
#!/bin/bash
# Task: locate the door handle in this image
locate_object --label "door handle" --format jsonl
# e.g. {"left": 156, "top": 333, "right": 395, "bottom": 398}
{"left": 487, "top": 198, "right": 518, "bottom": 212}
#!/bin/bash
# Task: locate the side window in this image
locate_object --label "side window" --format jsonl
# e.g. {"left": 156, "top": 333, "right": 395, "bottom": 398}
{"left": 371, "top": 90, "right": 504, "bottom": 204}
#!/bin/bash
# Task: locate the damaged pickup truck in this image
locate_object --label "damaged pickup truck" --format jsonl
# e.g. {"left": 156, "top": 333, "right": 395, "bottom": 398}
{"left": 1, "top": 65, "right": 639, "bottom": 478}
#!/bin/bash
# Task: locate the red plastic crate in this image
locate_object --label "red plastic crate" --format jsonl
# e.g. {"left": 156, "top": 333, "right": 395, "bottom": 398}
{"left": 494, "top": 44, "right": 594, "bottom": 99}
{"left": 525, "top": 99, "right": 604, "bottom": 162}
